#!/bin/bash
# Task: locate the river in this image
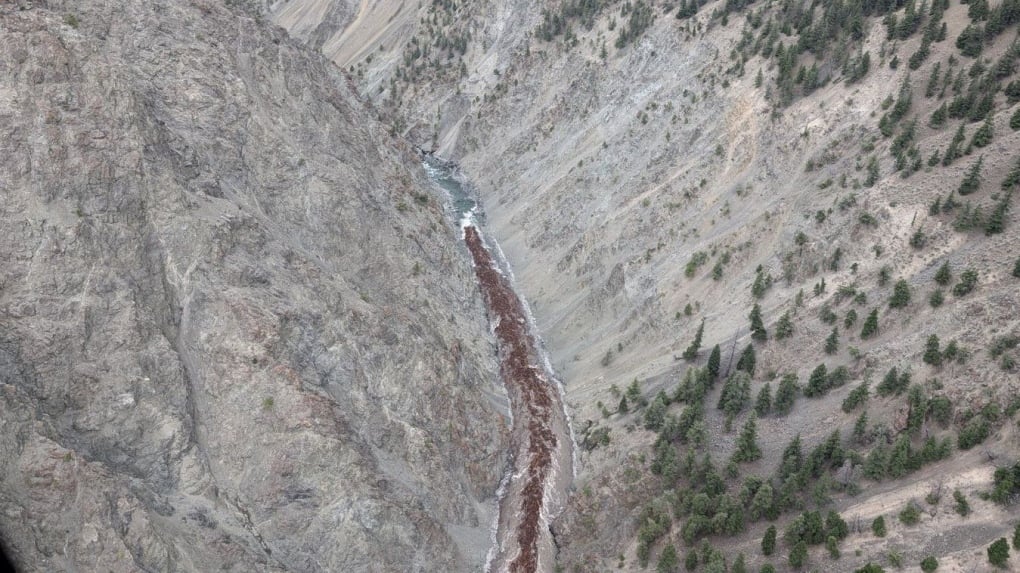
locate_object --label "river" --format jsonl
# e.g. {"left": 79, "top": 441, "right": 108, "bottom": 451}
{"left": 424, "top": 157, "right": 576, "bottom": 573}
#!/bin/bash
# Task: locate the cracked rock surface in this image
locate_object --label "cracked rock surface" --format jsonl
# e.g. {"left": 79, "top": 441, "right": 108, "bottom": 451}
{"left": 0, "top": 1, "right": 507, "bottom": 571}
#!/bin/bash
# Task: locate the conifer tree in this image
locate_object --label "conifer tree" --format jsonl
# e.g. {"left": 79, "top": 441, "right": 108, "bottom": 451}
{"left": 750, "top": 303, "right": 768, "bottom": 341}
{"left": 971, "top": 113, "right": 994, "bottom": 147}
{"left": 825, "top": 327, "right": 839, "bottom": 355}
{"left": 923, "top": 334, "right": 943, "bottom": 366}
{"left": 1004, "top": 157, "right": 1020, "bottom": 191}
{"left": 789, "top": 541, "right": 808, "bottom": 569}
{"left": 774, "top": 373, "right": 799, "bottom": 415}
{"left": 889, "top": 279, "right": 911, "bottom": 308}
{"left": 736, "top": 344, "right": 756, "bottom": 376}
{"left": 706, "top": 343, "right": 721, "bottom": 382}
{"left": 958, "top": 156, "right": 984, "bottom": 195}
{"left": 942, "top": 122, "right": 966, "bottom": 165}
{"left": 657, "top": 544, "right": 680, "bottom": 573}
{"left": 755, "top": 383, "right": 773, "bottom": 416}
{"left": 775, "top": 311, "right": 794, "bottom": 339}
{"left": 861, "top": 308, "right": 879, "bottom": 338}
{"left": 853, "top": 410, "right": 869, "bottom": 443}
{"left": 762, "top": 525, "right": 777, "bottom": 555}
{"left": 732, "top": 415, "right": 763, "bottom": 463}
{"left": 934, "top": 261, "right": 952, "bottom": 285}
{"left": 683, "top": 318, "right": 705, "bottom": 360}
{"left": 805, "top": 363, "right": 829, "bottom": 397}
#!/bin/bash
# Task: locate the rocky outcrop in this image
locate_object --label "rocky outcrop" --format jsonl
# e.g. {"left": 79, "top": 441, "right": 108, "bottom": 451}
{"left": 0, "top": 1, "right": 507, "bottom": 571}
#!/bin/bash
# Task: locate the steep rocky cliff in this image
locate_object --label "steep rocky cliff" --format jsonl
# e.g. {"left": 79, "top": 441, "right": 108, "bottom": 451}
{"left": 0, "top": 1, "right": 507, "bottom": 571}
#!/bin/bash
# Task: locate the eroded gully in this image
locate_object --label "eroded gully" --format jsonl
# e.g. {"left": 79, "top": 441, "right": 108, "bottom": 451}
{"left": 424, "top": 158, "right": 575, "bottom": 573}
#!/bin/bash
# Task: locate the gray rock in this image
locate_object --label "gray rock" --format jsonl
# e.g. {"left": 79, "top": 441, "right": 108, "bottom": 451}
{"left": 0, "top": 1, "right": 506, "bottom": 571}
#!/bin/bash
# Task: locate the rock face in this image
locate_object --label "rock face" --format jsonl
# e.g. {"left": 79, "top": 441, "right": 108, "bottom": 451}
{"left": 0, "top": 1, "right": 507, "bottom": 571}
{"left": 267, "top": 0, "right": 1020, "bottom": 570}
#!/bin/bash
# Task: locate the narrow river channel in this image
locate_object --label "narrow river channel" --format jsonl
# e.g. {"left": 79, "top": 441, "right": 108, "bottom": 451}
{"left": 424, "top": 157, "right": 575, "bottom": 573}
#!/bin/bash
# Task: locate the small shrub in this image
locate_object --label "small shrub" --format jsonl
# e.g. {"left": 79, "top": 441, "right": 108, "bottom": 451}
{"left": 952, "top": 269, "right": 978, "bottom": 296}
{"left": 988, "top": 538, "right": 1010, "bottom": 568}
{"left": 953, "top": 489, "right": 971, "bottom": 516}
{"left": 872, "top": 515, "right": 886, "bottom": 537}
{"left": 901, "top": 499, "right": 926, "bottom": 522}
{"left": 934, "top": 262, "right": 952, "bottom": 286}
{"left": 64, "top": 13, "right": 80, "bottom": 28}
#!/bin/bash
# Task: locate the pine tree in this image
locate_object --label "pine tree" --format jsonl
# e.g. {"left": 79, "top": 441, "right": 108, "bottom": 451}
{"left": 1012, "top": 522, "right": 1020, "bottom": 550}
{"left": 762, "top": 525, "right": 777, "bottom": 556}
{"left": 1014, "top": 257, "right": 1020, "bottom": 278}
{"left": 736, "top": 344, "right": 756, "bottom": 376}
{"left": 778, "top": 434, "right": 804, "bottom": 480}
{"left": 684, "top": 550, "right": 698, "bottom": 571}
{"left": 732, "top": 415, "right": 763, "bottom": 463}
{"left": 618, "top": 395, "right": 629, "bottom": 413}
{"left": 934, "top": 261, "right": 952, "bottom": 285}
{"left": 923, "top": 334, "right": 943, "bottom": 366}
{"left": 750, "top": 483, "right": 775, "bottom": 521}
{"left": 985, "top": 194, "right": 1010, "bottom": 235}
{"left": 683, "top": 318, "right": 705, "bottom": 360}
{"left": 707, "top": 344, "right": 721, "bottom": 382}
{"left": 750, "top": 303, "right": 768, "bottom": 341}
{"left": 853, "top": 410, "right": 869, "bottom": 442}
{"left": 658, "top": 544, "right": 680, "bottom": 573}
{"left": 775, "top": 311, "right": 794, "bottom": 339}
{"left": 752, "top": 268, "right": 772, "bottom": 298}
{"left": 958, "top": 156, "right": 984, "bottom": 195}
{"left": 920, "top": 556, "right": 939, "bottom": 572}
{"left": 842, "top": 382, "right": 869, "bottom": 413}
{"left": 861, "top": 309, "right": 879, "bottom": 338}
{"left": 825, "top": 327, "right": 839, "bottom": 355}
{"left": 971, "top": 113, "right": 994, "bottom": 147}
{"left": 826, "top": 511, "right": 849, "bottom": 539}
{"left": 774, "top": 373, "right": 799, "bottom": 416}
{"left": 889, "top": 279, "right": 911, "bottom": 308}
{"left": 789, "top": 541, "right": 808, "bottom": 569}
{"left": 1003, "top": 157, "right": 1020, "bottom": 191}
{"left": 805, "top": 363, "right": 829, "bottom": 398}
{"left": 929, "top": 101, "right": 948, "bottom": 127}
{"left": 732, "top": 554, "right": 747, "bottom": 573}
{"left": 942, "top": 123, "right": 966, "bottom": 165}
{"left": 953, "top": 269, "right": 978, "bottom": 296}
{"left": 1013, "top": 107, "right": 1020, "bottom": 130}
{"left": 755, "top": 383, "right": 772, "bottom": 416}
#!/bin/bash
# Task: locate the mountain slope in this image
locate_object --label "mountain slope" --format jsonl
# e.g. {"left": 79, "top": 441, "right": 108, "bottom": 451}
{"left": 0, "top": 1, "right": 506, "bottom": 571}
{"left": 268, "top": 0, "right": 1020, "bottom": 570}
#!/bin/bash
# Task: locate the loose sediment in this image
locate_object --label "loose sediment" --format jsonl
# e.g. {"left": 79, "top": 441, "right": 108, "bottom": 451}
{"left": 464, "top": 225, "right": 572, "bottom": 573}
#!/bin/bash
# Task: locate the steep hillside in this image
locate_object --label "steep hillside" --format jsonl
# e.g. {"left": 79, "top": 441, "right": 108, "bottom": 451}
{"left": 0, "top": 1, "right": 507, "bottom": 571}
{"left": 268, "top": 0, "right": 1020, "bottom": 570}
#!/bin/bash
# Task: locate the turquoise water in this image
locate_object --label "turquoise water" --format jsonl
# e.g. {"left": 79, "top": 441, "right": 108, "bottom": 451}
{"left": 422, "top": 156, "right": 482, "bottom": 226}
